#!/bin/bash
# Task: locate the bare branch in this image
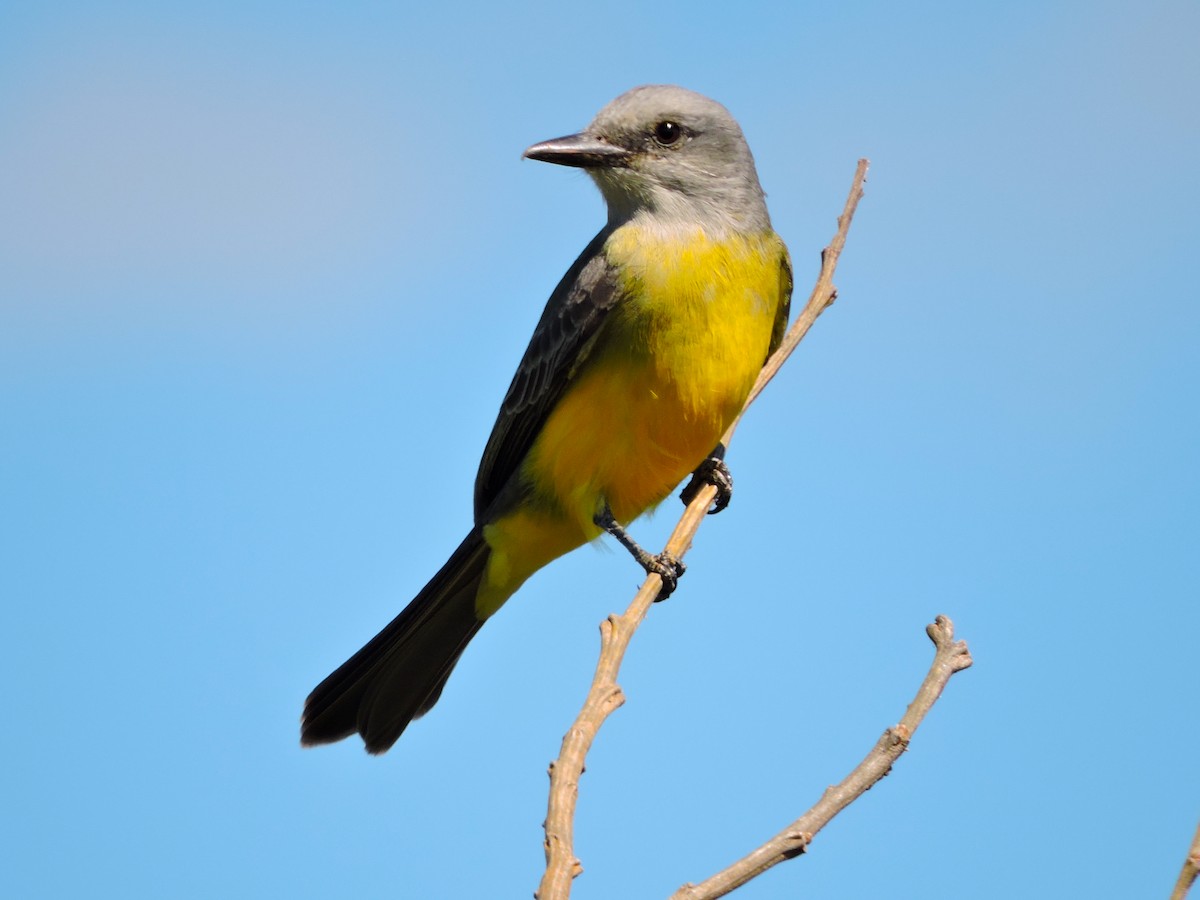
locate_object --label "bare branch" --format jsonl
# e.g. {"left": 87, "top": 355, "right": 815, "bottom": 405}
{"left": 670, "top": 616, "right": 973, "bottom": 899}
{"left": 1170, "top": 818, "right": 1200, "bottom": 900}
{"left": 536, "top": 160, "right": 871, "bottom": 900}
{"left": 729, "top": 157, "right": 870, "bottom": 434}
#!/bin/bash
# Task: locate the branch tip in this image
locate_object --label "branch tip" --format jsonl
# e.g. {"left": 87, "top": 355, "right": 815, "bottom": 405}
{"left": 925, "top": 615, "right": 954, "bottom": 644}
{"left": 670, "top": 616, "right": 972, "bottom": 899}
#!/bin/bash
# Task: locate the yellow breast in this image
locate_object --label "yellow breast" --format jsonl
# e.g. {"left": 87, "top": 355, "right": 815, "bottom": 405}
{"left": 527, "top": 225, "right": 787, "bottom": 529}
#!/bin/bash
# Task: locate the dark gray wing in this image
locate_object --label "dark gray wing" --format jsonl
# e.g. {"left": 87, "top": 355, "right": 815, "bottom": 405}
{"left": 769, "top": 252, "right": 794, "bottom": 358}
{"left": 473, "top": 229, "right": 624, "bottom": 521}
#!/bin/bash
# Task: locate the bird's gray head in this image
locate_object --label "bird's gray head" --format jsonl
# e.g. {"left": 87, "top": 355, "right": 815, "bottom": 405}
{"left": 524, "top": 85, "right": 771, "bottom": 235}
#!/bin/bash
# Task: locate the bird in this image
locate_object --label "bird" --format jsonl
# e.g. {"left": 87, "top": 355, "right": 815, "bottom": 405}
{"left": 301, "top": 85, "right": 792, "bottom": 754}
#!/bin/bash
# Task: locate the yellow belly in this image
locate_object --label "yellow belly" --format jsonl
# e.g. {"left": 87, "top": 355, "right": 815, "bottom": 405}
{"left": 477, "top": 225, "right": 787, "bottom": 617}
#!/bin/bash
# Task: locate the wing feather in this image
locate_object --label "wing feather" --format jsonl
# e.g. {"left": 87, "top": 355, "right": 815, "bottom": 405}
{"left": 473, "top": 231, "right": 623, "bottom": 520}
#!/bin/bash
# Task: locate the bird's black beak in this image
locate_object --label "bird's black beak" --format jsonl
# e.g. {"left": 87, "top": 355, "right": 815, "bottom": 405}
{"left": 523, "top": 133, "right": 631, "bottom": 169}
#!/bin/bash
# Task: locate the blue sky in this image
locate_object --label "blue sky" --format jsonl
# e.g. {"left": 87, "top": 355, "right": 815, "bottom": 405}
{"left": 3, "top": 1, "right": 1197, "bottom": 897}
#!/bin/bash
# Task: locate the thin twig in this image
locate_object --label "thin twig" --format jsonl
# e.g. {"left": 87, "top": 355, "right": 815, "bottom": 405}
{"left": 1170, "top": 819, "right": 1200, "bottom": 900}
{"left": 729, "top": 157, "right": 870, "bottom": 434}
{"left": 536, "top": 159, "right": 870, "bottom": 900}
{"left": 669, "top": 616, "right": 973, "bottom": 899}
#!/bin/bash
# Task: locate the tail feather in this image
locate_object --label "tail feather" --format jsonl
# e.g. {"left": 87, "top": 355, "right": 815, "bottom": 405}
{"left": 301, "top": 528, "right": 490, "bottom": 754}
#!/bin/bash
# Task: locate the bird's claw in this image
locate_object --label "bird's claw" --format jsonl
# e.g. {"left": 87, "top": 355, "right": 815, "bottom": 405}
{"left": 680, "top": 455, "right": 734, "bottom": 515}
{"left": 647, "top": 552, "right": 687, "bottom": 601}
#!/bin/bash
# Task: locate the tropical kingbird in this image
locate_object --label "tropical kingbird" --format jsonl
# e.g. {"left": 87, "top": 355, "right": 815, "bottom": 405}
{"left": 302, "top": 85, "right": 792, "bottom": 754}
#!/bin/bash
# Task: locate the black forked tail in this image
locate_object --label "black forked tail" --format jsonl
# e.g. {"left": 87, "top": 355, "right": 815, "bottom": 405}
{"left": 301, "top": 528, "right": 490, "bottom": 754}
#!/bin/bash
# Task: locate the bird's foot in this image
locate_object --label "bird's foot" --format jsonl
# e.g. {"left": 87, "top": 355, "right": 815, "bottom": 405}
{"left": 645, "top": 551, "right": 686, "bottom": 602}
{"left": 680, "top": 449, "right": 733, "bottom": 515}
{"left": 593, "top": 506, "right": 687, "bottom": 600}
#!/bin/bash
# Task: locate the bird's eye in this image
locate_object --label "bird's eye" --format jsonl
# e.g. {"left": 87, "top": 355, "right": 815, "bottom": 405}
{"left": 653, "top": 120, "right": 682, "bottom": 145}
